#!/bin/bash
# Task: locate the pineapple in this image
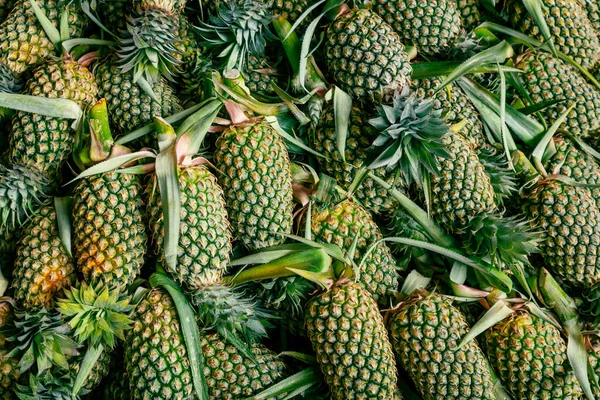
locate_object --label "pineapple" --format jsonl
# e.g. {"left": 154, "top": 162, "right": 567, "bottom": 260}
{"left": 325, "top": 8, "right": 412, "bottom": 102}
{"left": 0, "top": 58, "right": 97, "bottom": 237}
{"left": 485, "top": 310, "right": 582, "bottom": 399}
{"left": 147, "top": 164, "right": 232, "bottom": 290}
{"left": 515, "top": 51, "right": 600, "bottom": 138}
{"left": 0, "top": 349, "right": 18, "bottom": 399}
{"left": 309, "top": 198, "right": 400, "bottom": 307}
{"left": 455, "top": 0, "right": 481, "bottom": 30}
{"left": 305, "top": 280, "right": 402, "bottom": 399}
{"left": 214, "top": 120, "right": 293, "bottom": 251}
{"left": 431, "top": 131, "right": 496, "bottom": 233}
{"left": 245, "top": 54, "right": 283, "bottom": 98}
{"left": 125, "top": 288, "right": 194, "bottom": 399}
{"left": 387, "top": 290, "right": 496, "bottom": 399}
{"left": 544, "top": 136, "right": 600, "bottom": 209}
{"left": 94, "top": 56, "right": 182, "bottom": 147}
{"left": 10, "top": 203, "right": 75, "bottom": 309}
{"left": 0, "top": 0, "right": 87, "bottom": 76}
{"left": 505, "top": 0, "right": 600, "bottom": 71}
{"left": 201, "top": 333, "right": 287, "bottom": 399}
{"left": 583, "top": 0, "right": 600, "bottom": 32}
{"left": 524, "top": 178, "right": 600, "bottom": 289}
{"left": 311, "top": 105, "right": 399, "bottom": 213}
{"left": 372, "top": 0, "right": 462, "bottom": 56}
{"left": 73, "top": 170, "right": 147, "bottom": 288}
{"left": 97, "top": 0, "right": 128, "bottom": 34}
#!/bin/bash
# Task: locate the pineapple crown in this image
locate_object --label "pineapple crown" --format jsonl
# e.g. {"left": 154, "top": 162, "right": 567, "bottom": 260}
{"left": 117, "top": 8, "right": 183, "bottom": 83}
{"left": 56, "top": 281, "right": 134, "bottom": 350}
{"left": 15, "top": 370, "right": 77, "bottom": 400}
{"left": 460, "top": 213, "right": 540, "bottom": 268}
{"left": 368, "top": 89, "right": 452, "bottom": 187}
{"left": 247, "top": 276, "right": 316, "bottom": 319}
{"left": 195, "top": 0, "right": 276, "bottom": 72}
{"left": 477, "top": 146, "right": 518, "bottom": 204}
{"left": 191, "top": 284, "right": 272, "bottom": 345}
{"left": 3, "top": 308, "right": 80, "bottom": 375}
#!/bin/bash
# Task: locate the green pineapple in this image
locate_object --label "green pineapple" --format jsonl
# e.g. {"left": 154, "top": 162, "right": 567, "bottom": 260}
{"left": 485, "top": 310, "right": 582, "bottom": 399}
{"left": 97, "top": 0, "right": 128, "bottom": 34}
{"left": 305, "top": 280, "right": 401, "bottom": 399}
{"left": 0, "top": 349, "right": 18, "bottom": 399}
{"left": 325, "top": 8, "right": 412, "bottom": 102}
{"left": 372, "top": 0, "right": 462, "bottom": 56}
{"left": 524, "top": 178, "right": 600, "bottom": 289}
{"left": 147, "top": 164, "right": 232, "bottom": 290}
{"left": 583, "top": 0, "right": 600, "bottom": 32}
{"left": 0, "top": 58, "right": 97, "bottom": 238}
{"left": 125, "top": 288, "right": 194, "bottom": 399}
{"left": 309, "top": 198, "right": 400, "bottom": 307}
{"left": 175, "top": 14, "right": 209, "bottom": 99}
{"left": 544, "top": 136, "right": 600, "bottom": 209}
{"left": 94, "top": 56, "right": 182, "bottom": 147}
{"left": 387, "top": 290, "right": 496, "bottom": 399}
{"left": 214, "top": 121, "right": 293, "bottom": 251}
{"left": 431, "top": 131, "right": 496, "bottom": 233}
{"left": 515, "top": 51, "right": 600, "bottom": 138}
{"left": 201, "top": 333, "right": 287, "bottom": 399}
{"left": 10, "top": 203, "right": 75, "bottom": 309}
{"left": 0, "top": 0, "right": 87, "bottom": 76}
{"left": 245, "top": 54, "right": 283, "bottom": 97}
{"left": 311, "top": 105, "right": 399, "bottom": 213}
{"left": 455, "top": 0, "right": 481, "bottom": 30}
{"left": 505, "top": 0, "right": 600, "bottom": 71}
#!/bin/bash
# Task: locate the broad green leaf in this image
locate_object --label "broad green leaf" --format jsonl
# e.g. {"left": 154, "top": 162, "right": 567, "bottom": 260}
{"left": 62, "top": 38, "right": 118, "bottom": 53}
{"left": 399, "top": 270, "right": 431, "bottom": 296}
{"left": 333, "top": 86, "right": 352, "bottom": 163}
{"left": 66, "top": 151, "right": 156, "bottom": 184}
{"left": 459, "top": 301, "right": 513, "bottom": 347}
{"left": 248, "top": 367, "right": 322, "bottom": 400}
{"left": 72, "top": 345, "right": 104, "bottom": 396}
{"left": 0, "top": 94, "right": 81, "bottom": 119}
{"left": 531, "top": 103, "right": 576, "bottom": 165}
{"left": 522, "top": 0, "right": 557, "bottom": 55}
{"left": 29, "top": 0, "right": 60, "bottom": 47}
{"left": 411, "top": 61, "right": 519, "bottom": 79}
{"left": 565, "top": 320, "right": 594, "bottom": 400}
{"left": 54, "top": 197, "right": 73, "bottom": 257}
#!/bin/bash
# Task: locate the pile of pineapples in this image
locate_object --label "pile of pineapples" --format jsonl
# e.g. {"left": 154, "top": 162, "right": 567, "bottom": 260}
{"left": 3, "top": 0, "right": 600, "bottom": 398}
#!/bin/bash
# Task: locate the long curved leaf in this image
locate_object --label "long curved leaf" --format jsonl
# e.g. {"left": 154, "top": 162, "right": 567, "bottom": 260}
{"left": 0, "top": 94, "right": 81, "bottom": 119}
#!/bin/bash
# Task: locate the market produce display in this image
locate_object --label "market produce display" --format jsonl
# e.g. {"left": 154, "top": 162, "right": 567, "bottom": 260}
{"left": 3, "top": 0, "right": 600, "bottom": 398}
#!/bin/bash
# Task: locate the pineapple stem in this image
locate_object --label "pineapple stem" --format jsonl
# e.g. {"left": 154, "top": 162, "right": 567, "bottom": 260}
{"left": 272, "top": 16, "right": 327, "bottom": 94}
{"left": 537, "top": 268, "right": 579, "bottom": 324}
{"left": 88, "top": 99, "right": 114, "bottom": 163}
{"left": 511, "top": 150, "right": 543, "bottom": 182}
{"left": 224, "top": 248, "right": 333, "bottom": 286}
{"left": 369, "top": 173, "right": 455, "bottom": 248}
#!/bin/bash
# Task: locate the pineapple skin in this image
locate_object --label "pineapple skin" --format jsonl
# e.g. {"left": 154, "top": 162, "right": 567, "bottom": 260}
{"left": 325, "top": 8, "right": 412, "bottom": 102}
{"left": 525, "top": 179, "right": 600, "bottom": 289}
{"left": 214, "top": 122, "right": 293, "bottom": 251}
{"left": 10, "top": 204, "right": 75, "bottom": 309}
{"left": 94, "top": 56, "right": 182, "bottom": 148}
{"left": 485, "top": 312, "right": 582, "bottom": 399}
{"left": 515, "top": 52, "right": 600, "bottom": 138}
{"left": 431, "top": 131, "right": 496, "bottom": 233}
{"left": 310, "top": 199, "right": 400, "bottom": 307}
{"left": 72, "top": 171, "right": 147, "bottom": 289}
{"left": 125, "top": 288, "right": 194, "bottom": 399}
{"left": 387, "top": 291, "right": 496, "bottom": 399}
{"left": 505, "top": 0, "right": 600, "bottom": 71}
{"left": 147, "top": 165, "right": 232, "bottom": 291}
{"left": 0, "top": 0, "right": 86, "bottom": 75}
{"left": 373, "top": 0, "right": 462, "bottom": 56}
{"left": 305, "top": 281, "right": 402, "bottom": 400}
{"left": 201, "top": 333, "right": 287, "bottom": 399}
{"left": 455, "top": 0, "right": 481, "bottom": 30}
{"left": 312, "top": 105, "right": 398, "bottom": 213}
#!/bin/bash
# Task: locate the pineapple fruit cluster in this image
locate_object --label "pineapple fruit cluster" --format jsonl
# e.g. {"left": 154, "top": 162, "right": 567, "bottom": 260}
{"left": 2, "top": 0, "right": 600, "bottom": 398}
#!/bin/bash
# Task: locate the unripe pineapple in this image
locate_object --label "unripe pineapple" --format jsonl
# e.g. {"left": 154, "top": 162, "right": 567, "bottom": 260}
{"left": 545, "top": 136, "right": 600, "bottom": 209}
{"left": 515, "top": 52, "right": 600, "bottom": 138}
{"left": 485, "top": 311, "right": 582, "bottom": 399}
{"left": 72, "top": 171, "right": 147, "bottom": 289}
{"left": 325, "top": 8, "right": 412, "bottom": 102}
{"left": 431, "top": 131, "right": 496, "bottom": 233}
{"left": 309, "top": 198, "right": 400, "bottom": 307}
{"left": 505, "top": 0, "right": 600, "bottom": 71}
{"left": 373, "top": 0, "right": 462, "bottom": 56}
{"left": 456, "top": 0, "right": 481, "bottom": 30}
{"left": 0, "top": 0, "right": 87, "bottom": 76}
{"left": 201, "top": 333, "right": 287, "bottom": 399}
{"left": 524, "top": 178, "right": 600, "bottom": 289}
{"left": 94, "top": 56, "right": 182, "bottom": 147}
{"left": 0, "top": 350, "right": 19, "bottom": 399}
{"left": 10, "top": 203, "right": 75, "bottom": 309}
{"left": 387, "top": 290, "right": 496, "bottom": 399}
{"left": 214, "top": 121, "right": 293, "bottom": 251}
{"left": 311, "top": 105, "right": 398, "bottom": 213}
{"left": 305, "top": 281, "right": 402, "bottom": 400}
{"left": 125, "top": 288, "right": 194, "bottom": 399}
{"left": 147, "top": 165, "right": 232, "bottom": 291}
{"left": 245, "top": 55, "right": 282, "bottom": 97}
